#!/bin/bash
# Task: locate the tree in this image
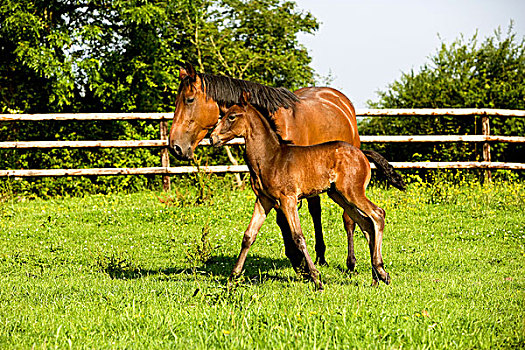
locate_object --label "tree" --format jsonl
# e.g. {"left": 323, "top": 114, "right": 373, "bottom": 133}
{"left": 0, "top": 0, "right": 320, "bottom": 196}
{"left": 361, "top": 25, "right": 525, "bottom": 164}
{"left": 195, "top": 0, "right": 318, "bottom": 89}
{"left": 1, "top": 0, "right": 318, "bottom": 114}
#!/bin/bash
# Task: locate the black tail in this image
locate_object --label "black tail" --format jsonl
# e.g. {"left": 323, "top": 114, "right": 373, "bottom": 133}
{"left": 362, "top": 150, "right": 406, "bottom": 191}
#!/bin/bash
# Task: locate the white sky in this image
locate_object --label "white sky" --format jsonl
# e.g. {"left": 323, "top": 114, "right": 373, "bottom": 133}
{"left": 294, "top": 0, "right": 525, "bottom": 107}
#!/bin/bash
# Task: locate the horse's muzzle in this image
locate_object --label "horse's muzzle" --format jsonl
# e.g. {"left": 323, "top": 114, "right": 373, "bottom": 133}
{"left": 168, "top": 143, "right": 193, "bottom": 161}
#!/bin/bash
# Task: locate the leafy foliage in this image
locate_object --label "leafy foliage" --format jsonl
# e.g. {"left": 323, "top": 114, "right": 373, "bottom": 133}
{"left": 1, "top": 0, "right": 318, "bottom": 113}
{"left": 362, "top": 25, "right": 525, "bottom": 164}
{"left": 0, "top": 0, "right": 319, "bottom": 196}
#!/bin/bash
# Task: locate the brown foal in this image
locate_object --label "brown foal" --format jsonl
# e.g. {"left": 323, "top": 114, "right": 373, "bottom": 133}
{"left": 211, "top": 94, "right": 391, "bottom": 289}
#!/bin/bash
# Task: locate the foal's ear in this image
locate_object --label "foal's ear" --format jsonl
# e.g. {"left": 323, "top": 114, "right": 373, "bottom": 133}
{"left": 240, "top": 91, "right": 252, "bottom": 107}
{"left": 180, "top": 63, "right": 197, "bottom": 79}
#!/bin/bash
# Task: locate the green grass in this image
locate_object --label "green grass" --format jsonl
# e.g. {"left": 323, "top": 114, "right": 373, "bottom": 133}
{"left": 0, "top": 178, "right": 523, "bottom": 349}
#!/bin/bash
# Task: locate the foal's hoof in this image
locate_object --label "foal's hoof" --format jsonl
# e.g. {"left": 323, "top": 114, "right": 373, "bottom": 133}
{"left": 376, "top": 271, "right": 391, "bottom": 285}
{"left": 310, "top": 271, "right": 323, "bottom": 291}
{"left": 314, "top": 279, "right": 324, "bottom": 291}
{"left": 228, "top": 271, "right": 244, "bottom": 282}
{"left": 383, "top": 272, "right": 391, "bottom": 285}
{"left": 372, "top": 267, "right": 391, "bottom": 285}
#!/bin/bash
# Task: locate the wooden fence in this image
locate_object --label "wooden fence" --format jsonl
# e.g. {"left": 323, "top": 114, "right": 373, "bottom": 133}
{"left": 1, "top": 109, "right": 524, "bottom": 190}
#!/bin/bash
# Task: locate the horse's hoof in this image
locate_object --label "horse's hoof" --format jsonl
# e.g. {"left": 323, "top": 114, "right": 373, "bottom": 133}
{"left": 294, "top": 269, "right": 310, "bottom": 280}
{"left": 316, "top": 258, "right": 328, "bottom": 267}
{"left": 346, "top": 259, "right": 356, "bottom": 272}
{"left": 348, "top": 270, "right": 359, "bottom": 277}
{"left": 292, "top": 258, "right": 309, "bottom": 276}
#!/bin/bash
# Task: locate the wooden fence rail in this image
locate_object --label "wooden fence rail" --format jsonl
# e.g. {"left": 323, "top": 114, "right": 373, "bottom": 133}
{"left": 1, "top": 162, "right": 524, "bottom": 179}
{"left": 1, "top": 109, "right": 524, "bottom": 190}
{"left": 2, "top": 108, "right": 525, "bottom": 121}
{"left": 2, "top": 135, "right": 525, "bottom": 149}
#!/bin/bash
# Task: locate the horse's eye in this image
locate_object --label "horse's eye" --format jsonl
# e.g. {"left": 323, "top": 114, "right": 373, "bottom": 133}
{"left": 228, "top": 114, "right": 236, "bottom": 121}
{"left": 186, "top": 97, "right": 195, "bottom": 104}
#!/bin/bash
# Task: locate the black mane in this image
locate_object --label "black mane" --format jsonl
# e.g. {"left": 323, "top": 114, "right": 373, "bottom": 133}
{"left": 180, "top": 73, "right": 299, "bottom": 115}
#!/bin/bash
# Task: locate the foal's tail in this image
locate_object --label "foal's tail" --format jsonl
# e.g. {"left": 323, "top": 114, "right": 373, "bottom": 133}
{"left": 362, "top": 150, "right": 406, "bottom": 191}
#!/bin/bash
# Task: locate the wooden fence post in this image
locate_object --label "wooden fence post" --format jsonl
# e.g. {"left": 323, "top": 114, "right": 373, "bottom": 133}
{"left": 482, "top": 115, "right": 492, "bottom": 182}
{"left": 160, "top": 120, "right": 171, "bottom": 191}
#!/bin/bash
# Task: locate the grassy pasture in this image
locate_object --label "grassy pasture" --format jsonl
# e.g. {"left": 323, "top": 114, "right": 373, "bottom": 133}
{"left": 0, "top": 177, "right": 523, "bottom": 349}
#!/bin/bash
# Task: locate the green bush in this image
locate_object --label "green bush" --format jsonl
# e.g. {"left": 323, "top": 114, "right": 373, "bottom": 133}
{"left": 363, "top": 25, "right": 525, "bottom": 165}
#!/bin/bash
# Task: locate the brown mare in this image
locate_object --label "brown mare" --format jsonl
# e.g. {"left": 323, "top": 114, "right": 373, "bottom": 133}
{"left": 210, "top": 94, "right": 392, "bottom": 289}
{"left": 169, "top": 64, "right": 404, "bottom": 273}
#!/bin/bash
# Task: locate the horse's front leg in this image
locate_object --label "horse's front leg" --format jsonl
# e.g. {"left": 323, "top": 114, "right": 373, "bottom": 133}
{"left": 280, "top": 196, "right": 322, "bottom": 290}
{"left": 230, "top": 196, "right": 273, "bottom": 279}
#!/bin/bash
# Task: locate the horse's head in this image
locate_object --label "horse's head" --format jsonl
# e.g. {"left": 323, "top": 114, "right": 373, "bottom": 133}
{"left": 211, "top": 93, "right": 252, "bottom": 147}
{"left": 168, "top": 65, "right": 220, "bottom": 160}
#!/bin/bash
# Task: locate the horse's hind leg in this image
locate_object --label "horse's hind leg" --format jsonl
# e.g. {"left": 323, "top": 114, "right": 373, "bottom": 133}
{"left": 342, "top": 212, "right": 357, "bottom": 272}
{"left": 307, "top": 196, "right": 327, "bottom": 266}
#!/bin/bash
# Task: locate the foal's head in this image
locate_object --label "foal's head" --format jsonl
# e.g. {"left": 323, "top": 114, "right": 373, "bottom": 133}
{"left": 210, "top": 93, "right": 253, "bottom": 147}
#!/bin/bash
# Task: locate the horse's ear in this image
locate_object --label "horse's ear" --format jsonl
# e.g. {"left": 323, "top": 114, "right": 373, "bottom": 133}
{"left": 179, "top": 67, "right": 189, "bottom": 79}
{"left": 180, "top": 63, "right": 196, "bottom": 79}
{"left": 241, "top": 91, "right": 252, "bottom": 107}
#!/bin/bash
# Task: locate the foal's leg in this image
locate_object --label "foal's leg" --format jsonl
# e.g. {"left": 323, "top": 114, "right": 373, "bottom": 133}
{"left": 307, "top": 196, "right": 327, "bottom": 266}
{"left": 367, "top": 206, "right": 389, "bottom": 285}
{"left": 351, "top": 206, "right": 388, "bottom": 285}
{"left": 350, "top": 205, "right": 388, "bottom": 285}
{"left": 280, "top": 196, "right": 322, "bottom": 289}
{"left": 342, "top": 212, "right": 357, "bottom": 272}
{"left": 276, "top": 209, "right": 308, "bottom": 273}
{"left": 328, "top": 191, "right": 390, "bottom": 285}
{"left": 231, "top": 197, "right": 273, "bottom": 278}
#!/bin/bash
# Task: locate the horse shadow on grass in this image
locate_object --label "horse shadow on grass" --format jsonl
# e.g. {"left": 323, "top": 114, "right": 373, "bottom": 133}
{"left": 100, "top": 253, "right": 295, "bottom": 284}
{"left": 99, "top": 253, "right": 363, "bottom": 287}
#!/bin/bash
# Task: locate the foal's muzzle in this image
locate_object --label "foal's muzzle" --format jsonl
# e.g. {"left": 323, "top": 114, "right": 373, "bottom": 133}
{"left": 210, "top": 133, "right": 222, "bottom": 148}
